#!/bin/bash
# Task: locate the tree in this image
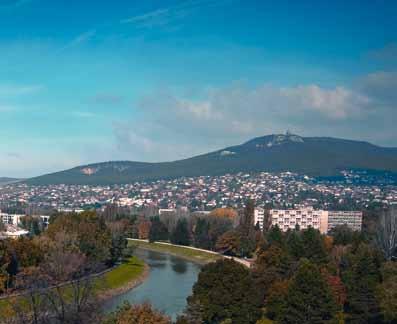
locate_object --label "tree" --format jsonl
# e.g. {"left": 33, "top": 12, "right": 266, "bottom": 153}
{"left": 103, "top": 302, "right": 171, "bottom": 324}
{"left": 266, "top": 225, "right": 285, "bottom": 248}
{"left": 280, "top": 259, "right": 338, "bottom": 324}
{"left": 46, "top": 211, "right": 111, "bottom": 264}
{"left": 253, "top": 245, "right": 293, "bottom": 298}
{"left": 376, "top": 206, "right": 397, "bottom": 261}
{"left": 286, "top": 229, "right": 304, "bottom": 260}
{"left": 107, "top": 220, "right": 129, "bottom": 265}
{"left": 301, "top": 227, "right": 328, "bottom": 264}
{"left": 209, "top": 208, "right": 238, "bottom": 220}
{"left": 193, "top": 218, "right": 211, "bottom": 250}
{"left": 137, "top": 219, "right": 151, "bottom": 240}
{"left": 342, "top": 243, "right": 382, "bottom": 324}
{"left": 215, "top": 230, "right": 241, "bottom": 256}
{"left": 170, "top": 218, "right": 190, "bottom": 246}
{"left": 376, "top": 261, "right": 397, "bottom": 323}
{"left": 186, "top": 259, "right": 262, "bottom": 324}
{"left": 148, "top": 216, "right": 169, "bottom": 243}
{"left": 265, "top": 280, "right": 289, "bottom": 321}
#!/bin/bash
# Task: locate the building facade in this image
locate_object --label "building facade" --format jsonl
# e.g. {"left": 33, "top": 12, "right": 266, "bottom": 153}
{"left": 327, "top": 211, "right": 362, "bottom": 232}
{"left": 255, "top": 207, "right": 362, "bottom": 234}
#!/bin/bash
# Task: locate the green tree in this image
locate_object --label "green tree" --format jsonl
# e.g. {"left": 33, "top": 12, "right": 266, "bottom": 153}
{"left": 148, "top": 216, "right": 169, "bottom": 243}
{"left": 194, "top": 218, "right": 211, "bottom": 250}
{"left": 342, "top": 243, "right": 382, "bottom": 324}
{"left": 170, "top": 218, "right": 190, "bottom": 246}
{"left": 266, "top": 225, "right": 285, "bottom": 248}
{"left": 187, "top": 259, "right": 262, "bottom": 324}
{"left": 301, "top": 227, "right": 328, "bottom": 264}
{"left": 376, "top": 261, "right": 397, "bottom": 323}
{"left": 286, "top": 229, "right": 304, "bottom": 260}
{"left": 280, "top": 259, "right": 338, "bottom": 324}
{"left": 253, "top": 245, "right": 293, "bottom": 298}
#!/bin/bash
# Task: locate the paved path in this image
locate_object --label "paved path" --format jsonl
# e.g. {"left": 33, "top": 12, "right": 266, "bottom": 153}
{"left": 127, "top": 238, "right": 252, "bottom": 268}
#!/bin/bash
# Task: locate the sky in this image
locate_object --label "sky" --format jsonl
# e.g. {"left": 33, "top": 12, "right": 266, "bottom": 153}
{"left": 1, "top": 0, "right": 397, "bottom": 177}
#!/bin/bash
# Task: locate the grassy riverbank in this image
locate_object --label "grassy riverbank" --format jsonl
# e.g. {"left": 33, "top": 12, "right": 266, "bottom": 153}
{"left": 129, "top": 240, "right": 221, "bottom": 264}
{"left": 0, "top": 256, "right": 147, "bottom": 319}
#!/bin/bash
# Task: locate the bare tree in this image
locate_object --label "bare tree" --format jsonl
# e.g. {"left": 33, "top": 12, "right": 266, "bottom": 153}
{"left": 376, "top": 206, "right": 397, "bottom": 261}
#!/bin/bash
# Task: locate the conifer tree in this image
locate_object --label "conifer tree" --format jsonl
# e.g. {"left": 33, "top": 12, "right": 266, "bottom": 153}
{"left": 281, "top": 259, "right": 338, "bottom": 324}
{"left": 170, "top": 218, "right": 190, "bottom": 246}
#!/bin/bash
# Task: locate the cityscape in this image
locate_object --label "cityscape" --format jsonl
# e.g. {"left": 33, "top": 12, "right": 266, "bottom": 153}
{"left": 0, "top": 0, "right": 397, "bottom": 323}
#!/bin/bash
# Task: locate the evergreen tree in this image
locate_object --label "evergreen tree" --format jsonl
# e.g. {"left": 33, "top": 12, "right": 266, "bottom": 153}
{"left": 187, "top": 259, "right": 262, "bottom": 324}
{"left": 171, "top": 218, "right": 190, "bottom": 246}
{"left": 280, "top": 259, "right": 338, "bottom": 324}
{"left": 149, "top": 216, "right": 169, "bottom": 243}
{"left": 301, "top": 227, "right": 328, "bottom": 264}
{"left": 194, "top": 218, "right": 211, "bottom": 250}
{"left": 266, "top": 225, "right": 285, "bottom": 248}
{"left": 253, "top": 245, "right": 293, "bottom": 298}
{"left": 342, "top": 243, "right": 382, "bottom": 324}
{"left": 286, "top": 229, "right": 304, "bottom": 260}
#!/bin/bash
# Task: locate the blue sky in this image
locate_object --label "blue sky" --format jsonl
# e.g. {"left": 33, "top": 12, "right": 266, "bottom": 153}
{"left": 1, "top": 0, "right": 397, "bottom": 177}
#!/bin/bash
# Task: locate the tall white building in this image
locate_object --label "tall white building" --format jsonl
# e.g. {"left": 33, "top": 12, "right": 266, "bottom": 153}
{"left": 326, "top": 211, "right": 362, "bottom": 232}
{"left": 254, "top": 207, "right": 265, "bottom": 229}
{"left": 256, "top": 207, "right": 362, "bottom": 234}
{"left": 270, "top": 207, "right": 328, "bottom": 233}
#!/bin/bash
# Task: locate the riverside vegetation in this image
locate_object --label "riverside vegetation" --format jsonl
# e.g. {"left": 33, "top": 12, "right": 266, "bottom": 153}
{"left": 0, "top": 203, "right": 396, "bottom": 323}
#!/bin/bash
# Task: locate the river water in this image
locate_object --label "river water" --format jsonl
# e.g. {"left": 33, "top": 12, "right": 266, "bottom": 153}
{"left": 104, "top": 248, "right": 202, "bottom": 320}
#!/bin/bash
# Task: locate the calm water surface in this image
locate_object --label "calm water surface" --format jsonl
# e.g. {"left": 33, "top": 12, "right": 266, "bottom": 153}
{"left": 104, "top": 248, "right": 202, "bottom": 320}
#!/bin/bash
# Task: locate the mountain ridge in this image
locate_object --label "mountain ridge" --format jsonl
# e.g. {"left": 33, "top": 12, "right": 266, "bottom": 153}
{"left": 25, "top": 134, "right": 397, "bottom": 185}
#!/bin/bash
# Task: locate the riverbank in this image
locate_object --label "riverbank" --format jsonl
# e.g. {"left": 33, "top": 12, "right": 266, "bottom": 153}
{"left": 128, "top": 239, "right": 222, "bottom": 265}
{"left": 0, "top": 255, "right": 148, "bottom": 318}
{"left": 96, "top": 256, "right": 149, "bottom": 301}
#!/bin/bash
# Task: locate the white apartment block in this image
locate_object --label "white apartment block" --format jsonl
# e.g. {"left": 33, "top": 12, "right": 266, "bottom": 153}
{"left": 0, "top": 210, "right": 50, "bottom": 228}
{"left": 254, "top": 207, "right": 265, "bottom": 229}
{"left": 255, "top": 207, "right": 362, "bottom": 234}
{"left": 326, "top": 211, "right": 362, "bottom": 232}
{"left": 270, "top": 207, "right": 328, "bottom": 233}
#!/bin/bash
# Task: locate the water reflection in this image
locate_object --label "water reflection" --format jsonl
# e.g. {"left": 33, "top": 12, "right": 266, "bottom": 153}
{"left": 104, "top": 248, "right": 201, "bottom": 320}
{"left": 170, "top": 255, "right": 188, "bottom": 274}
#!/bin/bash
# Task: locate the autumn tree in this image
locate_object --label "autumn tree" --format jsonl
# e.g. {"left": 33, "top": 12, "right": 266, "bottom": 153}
{"left": 215, "top": 230, "right": 241, "bottom": 256}
{"left": 137, "top": 218, "right": 151, "bottom": 240}
{"left": 103, "top": 302, "right": 171, "bottom": 324}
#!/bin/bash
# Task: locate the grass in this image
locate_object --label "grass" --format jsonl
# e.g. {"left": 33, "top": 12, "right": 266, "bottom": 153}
{"left": 96, "top": 256, "right": 145, "bottom": 291}
{"left": 0, "top": 256, "right": 146, "bottom": 320}
{"left": 129, "top": 240, "right": 221, "bottom": 264}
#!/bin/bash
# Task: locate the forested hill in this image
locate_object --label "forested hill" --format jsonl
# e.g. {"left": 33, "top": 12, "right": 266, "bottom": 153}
{"left": 0, "top": 177, "right": 20, "bottom": 185}
{"left": 26, "top": 134, "right": 397, "bottom": 185}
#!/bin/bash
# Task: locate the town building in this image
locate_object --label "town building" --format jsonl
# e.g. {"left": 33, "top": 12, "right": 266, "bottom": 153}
{"left": 258, "top": 207, "right": 362, "bottom": 234}
{"left": 326, "top": 210, "right": 362, "bottom": 232}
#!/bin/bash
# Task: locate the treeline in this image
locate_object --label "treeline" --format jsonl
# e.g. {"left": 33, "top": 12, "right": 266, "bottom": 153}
{"left": 132, "top": 203, "right": 262, "bottom": 258}
{"left": 0, "top": 210, "right": 136, "bottom": 323}
{"left": 172, "top": 206, "right": 397, "bottom": 324}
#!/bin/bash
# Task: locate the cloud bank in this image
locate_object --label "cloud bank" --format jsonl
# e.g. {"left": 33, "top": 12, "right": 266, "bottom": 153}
{"left": 113, "top": 72, "right": 397, "bottom": 162}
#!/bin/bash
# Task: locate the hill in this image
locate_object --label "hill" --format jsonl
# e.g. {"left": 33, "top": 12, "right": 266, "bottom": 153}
{"left": 26, "top": 134, "right": 397, "bottom": 185}
{"left": 0, "top": 177, "right": 21, "bottom": 185}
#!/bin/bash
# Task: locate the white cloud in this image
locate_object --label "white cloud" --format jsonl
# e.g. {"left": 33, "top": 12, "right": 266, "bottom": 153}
{"left": 113, "top": 81, "right": 391, "bottom": 161}
{"left": 121, "top": 0, "right": 228, "bottom": 29}
{"left": 57, "top": 29, "right": 96, "bottom": 53}
{"left": 0, "top": 84, "right": 43, "bottom": 97}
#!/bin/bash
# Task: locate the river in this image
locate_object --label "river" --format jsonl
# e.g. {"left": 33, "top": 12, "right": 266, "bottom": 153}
{"left": 104, "top": 248, "right": 202, "bottom": 320}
